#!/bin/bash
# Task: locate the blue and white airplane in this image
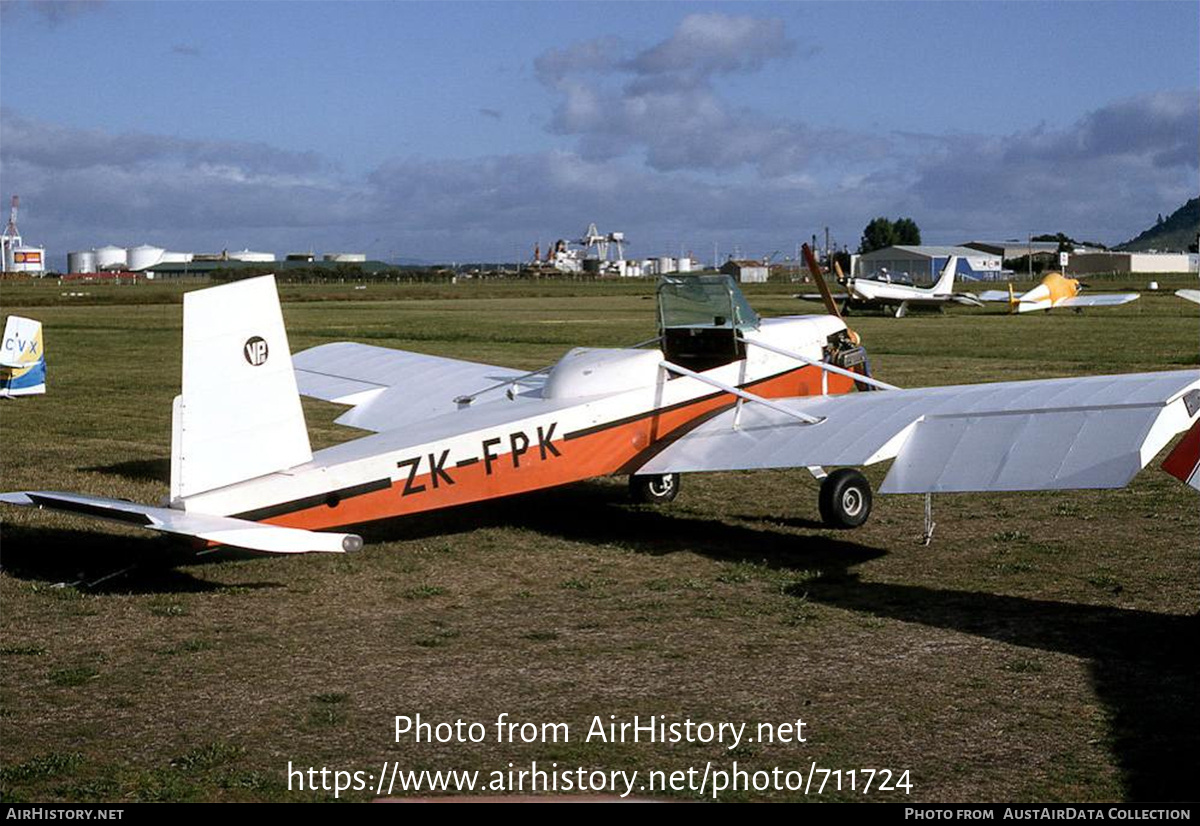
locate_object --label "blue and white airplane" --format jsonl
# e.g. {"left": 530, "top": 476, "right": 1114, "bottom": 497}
{"left": 0, "top": 315, "right": 46, "bottom": 398}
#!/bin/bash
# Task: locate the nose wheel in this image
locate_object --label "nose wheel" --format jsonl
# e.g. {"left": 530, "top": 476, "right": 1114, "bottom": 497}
{"left": 818, "top": 468, "right": 873, "bottom": 528}
{"left": 629, "top": 473, "right": 680, "bottom": 504}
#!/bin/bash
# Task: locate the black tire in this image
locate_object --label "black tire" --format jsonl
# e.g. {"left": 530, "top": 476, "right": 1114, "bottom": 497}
{"left": 818, "top": 468, "right": 872, "bottom": 529}
{"left": 629, "top": 473, "right": 680, "bottom": 504}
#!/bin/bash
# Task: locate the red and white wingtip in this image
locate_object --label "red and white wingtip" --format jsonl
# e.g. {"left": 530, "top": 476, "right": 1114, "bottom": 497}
{"left": 1162, "top": 420, "right": 1200, "bottom": 491}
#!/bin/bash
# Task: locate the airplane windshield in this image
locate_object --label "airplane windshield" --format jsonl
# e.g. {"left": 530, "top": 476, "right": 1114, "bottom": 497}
{"left": 657, "top": 274, "right": 760, "bottom": 332}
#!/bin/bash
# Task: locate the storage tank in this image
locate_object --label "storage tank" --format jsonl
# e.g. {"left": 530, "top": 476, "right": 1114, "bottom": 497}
{"left": 658, "top": 257, "right": 675, "bottom": 275}
{"left": 68, "top": 250, "right": 98, "bottom": 274}
{"left": 677, "top": 257, "right": 693, "bottom": 273}
{"left": 160, "top": 251, "right": 194, "bottom": 264}
{"left": 228, "top": 249, "right": 275, "bottom": 263}
{"left": 10, "top": 246, "right": 46, "bottom": 274}
{"left": 322, "top": 253, "right": 367, "bottom": 263}
{"left": 127, "top": 244, "right": 166, "bottom": 271}
{"left": 95, "top": 245, "right": 128, "bottom": 271}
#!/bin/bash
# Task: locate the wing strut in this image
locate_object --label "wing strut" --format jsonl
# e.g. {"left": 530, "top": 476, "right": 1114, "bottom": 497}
{"left": 659, "top": 360, "right": 824, "bottom": 425}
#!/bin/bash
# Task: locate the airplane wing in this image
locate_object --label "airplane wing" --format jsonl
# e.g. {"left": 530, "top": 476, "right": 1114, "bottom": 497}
{"left": 795, "top": 293, "right": 850, "bottom": 301}
{"left": 1174, "top": 289, "right": 1200, "bottom": 305}
{"left": 292, "top": 342, "right": 535, "bottom": 432}
{"left": 1054, "top": 293, "right": 1139, "bottom": 308}
{"left": 636, "top": 371, "right": 1200, "bottom": 494}
{"left": 0, "top": 491, "right": 360, "bottom": 553}
{"left": 948, "top": 293, "right": 983, "bottom": 307}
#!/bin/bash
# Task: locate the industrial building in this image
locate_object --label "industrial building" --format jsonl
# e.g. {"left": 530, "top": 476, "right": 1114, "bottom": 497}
{"left": 852, "top": 245, "right": 1003, "bottom": 282}
{"left": 64, "top": 244, "right": 373, "bottom": 276}
{"left": 1, "top": 196, "right": 46, "bottom": 275}
{"left": 720, "top": 259, "right": 769, "bottom": 283}
{"left": 1066, "top": 251, "right": 1199, "bottom": 275}
{"left": 961, "top": 240, "right": 1062, "bottom": 262}
{"left": 536, "top": 222, "right": 694, "bottom": 277}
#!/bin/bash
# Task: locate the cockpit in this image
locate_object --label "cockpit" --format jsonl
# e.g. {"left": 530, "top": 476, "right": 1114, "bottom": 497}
{"left": 657, "top": 274, "right": 760, "bottom": 372}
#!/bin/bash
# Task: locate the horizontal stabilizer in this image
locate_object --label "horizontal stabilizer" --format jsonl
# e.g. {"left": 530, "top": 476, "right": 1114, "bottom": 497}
{"left": 293, "top": 342, "right": 530, "bottom": 432}
{"left": 0, "top": 491, "right": 361, "bottom": 554}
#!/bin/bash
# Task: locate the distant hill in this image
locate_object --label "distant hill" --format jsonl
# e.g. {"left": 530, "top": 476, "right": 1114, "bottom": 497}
{"left": 1116, "top": 198, "right": 1199, "bottom": 252}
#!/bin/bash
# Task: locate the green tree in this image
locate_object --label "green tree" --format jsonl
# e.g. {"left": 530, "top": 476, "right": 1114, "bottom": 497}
{"left": 893, "top": 217, "right": 921, "bottom": 245}
{"left": 859, "top": 216, "right": 922, "bottom": 253}
{"left": 859, "top": 217, "right": 897, "bottom": 254}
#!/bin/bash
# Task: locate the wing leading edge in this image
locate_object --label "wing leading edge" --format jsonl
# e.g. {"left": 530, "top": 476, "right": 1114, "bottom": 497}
{"left": 636, "top": 371, "right": 1200, "bottom": 494}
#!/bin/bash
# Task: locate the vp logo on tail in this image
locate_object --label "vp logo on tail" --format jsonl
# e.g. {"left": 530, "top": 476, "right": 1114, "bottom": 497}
{"left": 244, "top": 336, "right": 269, "bottom": 366}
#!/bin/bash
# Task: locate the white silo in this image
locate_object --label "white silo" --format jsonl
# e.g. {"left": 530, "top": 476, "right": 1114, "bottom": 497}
{"left": 127, "top": 244, "right": 166, "bottom": 271}
{"left": 68, "top": 250, "right": 98, "bottom": 273}
{"left": 95, "top": 245, "right": 128, "bottom": 271}
{"left": 228, "top": 249, "right": 275, "bottom": 263}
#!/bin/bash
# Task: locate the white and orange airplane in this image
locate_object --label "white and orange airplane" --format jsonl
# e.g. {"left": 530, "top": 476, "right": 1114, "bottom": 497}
{"left": 979, "top": 272, "right": 1139, "bottom": 313}
{"left": 2, "top": 251, "right": 1197, "bottom": 555}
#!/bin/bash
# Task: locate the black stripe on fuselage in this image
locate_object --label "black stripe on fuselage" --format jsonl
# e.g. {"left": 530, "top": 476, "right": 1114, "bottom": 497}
{"left": 232, "top": 477, "right": 393, "bottom": 522}
{"left": 563, "top": 363, "right": 811, "bottom": 441}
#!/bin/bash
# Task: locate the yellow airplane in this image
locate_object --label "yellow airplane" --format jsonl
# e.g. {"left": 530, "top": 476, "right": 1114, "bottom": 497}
{"left": 979, "top": 272, "right": 1139, "bottom": 313}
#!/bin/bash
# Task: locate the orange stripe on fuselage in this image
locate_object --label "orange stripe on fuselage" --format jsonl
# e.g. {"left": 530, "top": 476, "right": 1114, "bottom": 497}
{"left": 262, "top": 364, "right": 855, "bottom": 531}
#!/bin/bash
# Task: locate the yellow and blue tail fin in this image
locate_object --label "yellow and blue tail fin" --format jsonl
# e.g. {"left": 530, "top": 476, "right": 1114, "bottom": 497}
{"left": 0, "top": 315, "right": 46, "bottom": 398}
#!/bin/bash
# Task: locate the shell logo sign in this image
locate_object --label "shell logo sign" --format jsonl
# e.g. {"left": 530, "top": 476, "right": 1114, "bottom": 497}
{"left": 14, "top": 251, "right": 42, "bottom": 264}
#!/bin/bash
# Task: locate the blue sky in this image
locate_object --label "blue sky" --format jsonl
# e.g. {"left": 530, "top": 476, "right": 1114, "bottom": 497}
{"left": 1, "top": 0, "right": 1196, "bottom": 266}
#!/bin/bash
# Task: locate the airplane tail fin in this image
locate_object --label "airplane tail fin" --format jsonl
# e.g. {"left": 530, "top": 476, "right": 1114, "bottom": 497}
{"left": 0, "top": 315, "right": 46, "bottom": 398}
{"left": 170, "top": 275, "right": 313, "bottom": 502}
{"left": 932, "top": 256, "right": 959, "bottom": 294}
{"left": 1008, "top": 283, "right": 1018, "bottom": 314}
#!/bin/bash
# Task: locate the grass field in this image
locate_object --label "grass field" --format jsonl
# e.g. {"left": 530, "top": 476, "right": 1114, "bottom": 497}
{"left": 1, "top": 278, "right": 1197, "bottom": 802}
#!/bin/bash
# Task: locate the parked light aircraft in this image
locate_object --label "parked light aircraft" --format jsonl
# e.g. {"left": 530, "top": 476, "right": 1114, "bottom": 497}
{"left": 979, "top": 272, "right": 1139, "bottom": 313}
{"left": 0, "top": 315, "right": 45, "bottom": 398}
{"left": 2, "top": 259, "right": 1197, "bottom": 555}
{"left": 1175, "top": 289, "right": 1200, "bottom": 305}
{"left": 796, "top": 256, "right": 983, "bottom": 318}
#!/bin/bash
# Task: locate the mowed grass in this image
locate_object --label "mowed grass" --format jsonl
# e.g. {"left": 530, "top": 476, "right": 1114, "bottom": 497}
{"left": 0, "top": 279, "right": 1197, "bottom": 803}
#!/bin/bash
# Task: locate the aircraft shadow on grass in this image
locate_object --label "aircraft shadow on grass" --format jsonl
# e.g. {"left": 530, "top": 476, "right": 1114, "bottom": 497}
{"left": 0, "top": 523, "right": 285, "bottom": 595}
{"left": 354, "top": 479, "right": 886, "bottom": 573}
{"left": 796, "top": 574, "right": 1198, "bottom": 802}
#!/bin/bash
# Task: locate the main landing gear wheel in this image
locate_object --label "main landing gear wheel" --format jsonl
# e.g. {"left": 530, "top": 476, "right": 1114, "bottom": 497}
{"left": 629, "top": 473, "right": 680, "bottom": 504}
{"left": 818, "top": 468, "right": 872, "bottom": 529}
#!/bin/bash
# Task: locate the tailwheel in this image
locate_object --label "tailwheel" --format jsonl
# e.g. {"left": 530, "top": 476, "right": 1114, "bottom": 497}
{"left": 818, "top": 468, "right": 872, "bottom": 529}
{"left": 629, "top": 473, "right": 680, "bottom": 504}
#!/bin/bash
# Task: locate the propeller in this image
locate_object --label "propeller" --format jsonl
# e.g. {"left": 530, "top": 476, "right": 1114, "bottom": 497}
{"left": 801, "top": 243, "right": 859, "bottom": 344}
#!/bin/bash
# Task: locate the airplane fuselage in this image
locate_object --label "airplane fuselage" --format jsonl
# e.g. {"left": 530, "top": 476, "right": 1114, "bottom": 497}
{"left": 180, "top": 316, "right": 857, "bottom": 531}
